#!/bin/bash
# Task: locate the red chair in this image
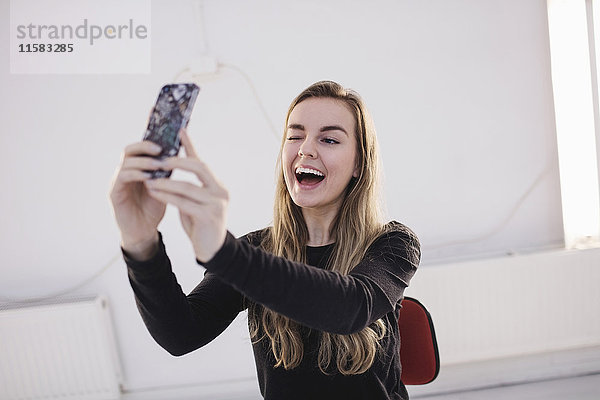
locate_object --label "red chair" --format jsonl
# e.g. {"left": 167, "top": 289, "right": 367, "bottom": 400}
{"left": 399, "top": 296, "right": 440, "bottom": 385}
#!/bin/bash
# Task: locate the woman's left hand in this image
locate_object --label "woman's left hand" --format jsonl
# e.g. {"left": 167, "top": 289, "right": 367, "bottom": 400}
{"left": 144, "top": 129, "right": 229, "bottom": 263}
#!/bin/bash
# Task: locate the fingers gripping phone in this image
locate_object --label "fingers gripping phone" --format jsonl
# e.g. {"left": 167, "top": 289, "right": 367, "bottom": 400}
{"left": 143, "top": 83, "right": 200, "bottom": 178}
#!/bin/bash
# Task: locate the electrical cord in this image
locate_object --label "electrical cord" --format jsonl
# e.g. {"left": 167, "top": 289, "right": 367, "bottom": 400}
{"left": 173, "top": 61, "right": 281, "bottom": 142}
{"left": 191, "top": 0, "right": 211, "bottom": 54}
{"left": 426, "top": 163, "right": 557, "bottom": 251}
{"left": 183, "top": 0, "right": 282, "bottom": 141}
{"left": 219, "top": 62, "right": 282, "bottom": 141}
{"left": 0, "top": 252, "right": 122, "bottom": 305}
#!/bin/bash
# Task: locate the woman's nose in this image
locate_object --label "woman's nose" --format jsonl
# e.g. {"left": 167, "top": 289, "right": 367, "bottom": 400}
{"left": 298, "top": 139, "right": 316, "bottom": 158}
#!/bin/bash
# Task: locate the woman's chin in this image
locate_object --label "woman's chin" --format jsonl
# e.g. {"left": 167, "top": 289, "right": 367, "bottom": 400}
{"left": 290, "top": 195, "right": 318, "bottom": 209}
{"left": 291, "top": 193, "right": 344, "bottom": 214}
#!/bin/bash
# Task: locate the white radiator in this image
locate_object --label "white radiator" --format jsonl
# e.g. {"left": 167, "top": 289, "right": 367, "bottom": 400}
{"left": 0, "top": 296, "right": 122, "bottom": 400}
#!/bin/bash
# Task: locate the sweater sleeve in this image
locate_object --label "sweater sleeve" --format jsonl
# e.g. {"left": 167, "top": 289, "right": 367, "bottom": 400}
{"left": 200, "top": 222, "right": 420, "bottom": 335}
{"left": 125, "top": 232, "right": 245, "bottom": 356}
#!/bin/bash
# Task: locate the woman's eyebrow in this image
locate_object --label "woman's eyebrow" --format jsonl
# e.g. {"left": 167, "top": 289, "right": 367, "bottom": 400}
{"left": 320, "top": 125, "right": 348, "bottom": 135}
{"left": 287, "top": 123, "right": 348, "bottom": 136}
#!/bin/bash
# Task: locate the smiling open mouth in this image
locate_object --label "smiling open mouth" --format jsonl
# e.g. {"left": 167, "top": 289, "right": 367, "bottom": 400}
{"left": 295, "top": 167, "right": 325, "bottom": 185}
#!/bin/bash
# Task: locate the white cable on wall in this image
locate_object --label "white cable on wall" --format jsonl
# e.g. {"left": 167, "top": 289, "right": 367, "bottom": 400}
{"left": 219, "top": 62, "right": 282, "bottom": 141}
{"left": 0, "top": 253, "right": 121, "bottom": 304}
{"left": 426, "top": 162, "right": 558, "bottom": 252}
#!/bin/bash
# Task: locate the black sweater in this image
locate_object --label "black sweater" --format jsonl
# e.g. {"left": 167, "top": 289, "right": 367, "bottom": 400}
{"left": 124, "top": 221, "right": 420, "bottom": 399}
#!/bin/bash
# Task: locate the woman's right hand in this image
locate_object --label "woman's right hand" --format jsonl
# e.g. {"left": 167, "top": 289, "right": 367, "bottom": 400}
{"left": 109, "top": 141, "right": 168, "bottom": 260}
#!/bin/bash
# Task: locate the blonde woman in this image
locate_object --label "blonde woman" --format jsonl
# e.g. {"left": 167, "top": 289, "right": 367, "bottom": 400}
{"left": 110, "top": 81, "right": 420, "bottom": 399}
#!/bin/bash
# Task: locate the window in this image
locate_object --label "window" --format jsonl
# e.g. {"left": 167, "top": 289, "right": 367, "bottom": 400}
{"left": 547, "top": 0, "right": 600, "bottom": 248}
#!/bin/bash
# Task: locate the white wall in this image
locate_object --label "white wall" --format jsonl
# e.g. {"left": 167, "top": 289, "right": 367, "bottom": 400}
{"left": 1, "top": 0, "right": 592, "bottom": 395}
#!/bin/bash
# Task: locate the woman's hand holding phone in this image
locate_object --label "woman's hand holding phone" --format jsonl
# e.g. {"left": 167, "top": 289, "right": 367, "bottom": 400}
{"left": 143, "top": 129, "right": 229, "bottom": 263}
{"left": 109, "top": 140, "right": 167, "bottom": 261}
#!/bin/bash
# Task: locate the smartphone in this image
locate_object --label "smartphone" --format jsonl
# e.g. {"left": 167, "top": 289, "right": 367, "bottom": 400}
{"left": 143, "top": 83, "right": 200, "bottom": 178}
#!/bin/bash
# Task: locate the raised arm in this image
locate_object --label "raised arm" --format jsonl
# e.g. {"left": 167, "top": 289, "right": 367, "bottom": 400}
{"left": 199, "top": 224, "right": 420, "bottom": 335}
{"left": 125, "top": 232, "right": 244, "bottom": 356}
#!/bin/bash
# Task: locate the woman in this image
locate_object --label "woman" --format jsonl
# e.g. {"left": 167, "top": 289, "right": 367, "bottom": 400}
{"left": 110, "top": 81, "right": 420, "bottom": 399}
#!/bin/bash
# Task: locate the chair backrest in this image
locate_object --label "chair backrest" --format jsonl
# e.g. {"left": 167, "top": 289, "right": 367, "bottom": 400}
{"left": 398, "top": 296, "right": 440, "bottom": 385}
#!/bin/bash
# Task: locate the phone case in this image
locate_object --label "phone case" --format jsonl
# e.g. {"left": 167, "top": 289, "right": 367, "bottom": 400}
{"left": 143, "top": 83, "right": 200, "bottom": 178}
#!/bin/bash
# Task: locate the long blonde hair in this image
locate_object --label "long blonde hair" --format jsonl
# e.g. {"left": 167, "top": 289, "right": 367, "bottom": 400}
{"left": 249, "top": 81, "right": 388, "bottom": 375}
